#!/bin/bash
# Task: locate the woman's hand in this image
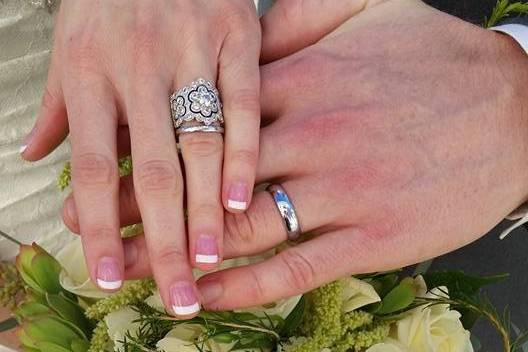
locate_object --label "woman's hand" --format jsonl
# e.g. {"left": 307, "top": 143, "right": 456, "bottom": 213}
{"left": 21, "top": 0, "right": 261, "bottom": 317}
{"left": 64, "top": 0, "right": 528, "bottom": 309}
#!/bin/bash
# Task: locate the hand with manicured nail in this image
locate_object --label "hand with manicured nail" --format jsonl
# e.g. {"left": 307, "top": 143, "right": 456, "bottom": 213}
{"left": 63, "top": 0, "right": 528, "bottom": 310}
{"left": 22, "top": 0, "right": 262, "bottom": 317}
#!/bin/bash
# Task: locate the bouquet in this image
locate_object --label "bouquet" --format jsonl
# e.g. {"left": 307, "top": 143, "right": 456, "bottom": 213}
{"left": 0, "top": 235, "right": 526, "bottom": 352}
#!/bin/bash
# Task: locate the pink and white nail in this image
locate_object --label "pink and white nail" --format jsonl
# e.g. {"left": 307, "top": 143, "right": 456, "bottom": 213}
{"left": 228, "top": 182, "right": 248, "bottom": 211}
{"left": 170, "top": 281, "right": 200, "bottom": 316}
{"left": 96, "top": 257, "right": 122, "bottom": 290}
{"left": 196, "top": 234, "right": 219, "bottom": 264}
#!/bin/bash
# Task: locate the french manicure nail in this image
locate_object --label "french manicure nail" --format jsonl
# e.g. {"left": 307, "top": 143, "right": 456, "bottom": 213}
{"left": 123, "top": 241, "right": 138, "bottom": 268}
{"left": 170, "top": 281, "right": 200, "bottom": 316}
{"left": 20, "top": 127, "right": 37, "bottom": 155}
{"left": 199, "top": 280, "right": 223, "bottom": 306}
{"left": 196, "top": 235, "right": 218, "bottom": 264}
{"left": 228, "top": 182, "right": 248, "bottom": 210}
{"left": 96, "top": 257, "right": 122, "bottom": 290}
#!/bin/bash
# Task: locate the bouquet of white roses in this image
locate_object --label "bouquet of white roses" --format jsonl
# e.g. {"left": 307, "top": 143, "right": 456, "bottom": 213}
{"left": 0, "top": 235, "right": 525, "bottom": 352}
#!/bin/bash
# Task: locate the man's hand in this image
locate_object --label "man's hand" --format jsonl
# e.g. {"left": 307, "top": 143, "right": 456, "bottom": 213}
{"left": 63, "top": 0, "right": 528, "bottom": 310}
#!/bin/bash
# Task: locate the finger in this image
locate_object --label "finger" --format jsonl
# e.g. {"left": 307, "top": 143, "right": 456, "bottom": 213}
{"left": 64, "top": 75, "right": 123, "bottom": 292}
{"left": 62, "top": 174, "right": 140, "bottom": 234}
{"left": 197, "top": 229, "right": 380, "bottom": 310}
{"left": 127, "top": 77, "right": 199, "bottom": 318}
{"left": 260, "top": 0, "right": 377, "bottom": 63}
{"left": 106, "top": 177, "right": 330, "bottom": 279}
{"left": 64, "top": 123, "right": 299, "bottom": 234}
{"left": 219, "top": 26, "right": 261, "bottom": 214}
{"left": 21, "top": 46, "right": 68, "bottom": 161}
{"left": 176, "top": 50, "right": 224, "bottom": 271}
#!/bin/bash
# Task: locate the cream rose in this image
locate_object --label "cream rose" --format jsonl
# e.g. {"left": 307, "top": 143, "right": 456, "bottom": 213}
{"left": 341, "top": 277, "right": 381, "bottom": 312}
{"left": 367, "top": 282, "right": 473, "bottom": 352}
{"left": 55, "top": 237, "right": 112, "bottom": 298}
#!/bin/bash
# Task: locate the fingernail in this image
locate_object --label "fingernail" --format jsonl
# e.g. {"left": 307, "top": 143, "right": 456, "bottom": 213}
{"left": 199, "top": 280, "right": 223, "bottom": 306}
{"left": 195, "top": 235, "right": 218, "bottom": 264}
{"left": 123, "top": 241, "right": 138, "bottom": 268}
{"left": 228, "top": 182, "right": 248, "bottom": 210}
{"left": 65, "top": 198, "right": 77, "bottom": 225}
{"left": 170, "top": 281, "right": 200, "bottom": 316}
{"left": 20, "top": 127, "right": 37, "bottom": 155}
{"left": 96, "top": 257, "right": 122, "bottom": 290}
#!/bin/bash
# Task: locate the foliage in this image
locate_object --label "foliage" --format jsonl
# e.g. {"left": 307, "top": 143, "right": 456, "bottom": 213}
{"left": 486, "top": 0, "right": 528, "bottom": 27}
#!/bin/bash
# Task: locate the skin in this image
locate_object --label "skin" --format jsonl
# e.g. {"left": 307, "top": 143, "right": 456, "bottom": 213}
{"left": 42, "top": 0, "right": 528, "bottom": 310}
{"left": 20, "top": 0, "right": 262, "bottom": 317}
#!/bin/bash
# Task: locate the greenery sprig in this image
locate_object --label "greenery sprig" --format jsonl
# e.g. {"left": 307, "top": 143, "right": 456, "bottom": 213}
{"left": 486, "top": 0, "right": 528, "bottom": 27}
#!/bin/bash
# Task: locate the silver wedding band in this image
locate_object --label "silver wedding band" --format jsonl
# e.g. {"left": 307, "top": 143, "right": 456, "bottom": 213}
{"left": 170, "top": 78, "right": 224, "bottom": 135}
{"left": 266, "top": 184, "right": 302, "bottom": 242}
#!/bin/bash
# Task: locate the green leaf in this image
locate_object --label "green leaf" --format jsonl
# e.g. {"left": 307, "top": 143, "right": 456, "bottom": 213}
{"left": 31, "top": 251, "right": 63, "bottom": 294}
{"left": 376, "top": 281, "right": 415, "bottom": 315}
{"left": 370, "top": 274, "right": 399, "bottom": 299}
{"left": 231, "top": 332, "right": 275, "bottom": 350}
{"left": 280, "top": 295, "right": 306, "bottom": 337}
{"left": 16, "top": 302, "right": 52, "bottom": 319}
{"left": 213, "top": 333, "right": 238, "bottom": 343}
{"left": 0, "top": 317, "right": 18, "bottom": 332}
{"left": 18, "top": 327, "right": 38, "bottom": 349}
{"left": 46, "top": 293, "right": 92, "bottom": 337}
{"left": 23, "top": 316, "right": 83, "bottom": 348}
{"left": 422, "top": 271, "right": 508, "bottom": 300}
{"left": 71, "top": 339, "right": 91, "bottom": 352}
{"left": 35, "top": 341, "right": 72, "bottom": 352}
{"left": 16, "top": 245, "right": 44, "bottom": 294}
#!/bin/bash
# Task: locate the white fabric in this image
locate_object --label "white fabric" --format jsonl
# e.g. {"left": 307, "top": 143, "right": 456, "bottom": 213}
{"left": 491, "top": 23, "right": 528, "bottom": 54}
{"left": 0, "top": 0, "right": 73, "bottom": 261}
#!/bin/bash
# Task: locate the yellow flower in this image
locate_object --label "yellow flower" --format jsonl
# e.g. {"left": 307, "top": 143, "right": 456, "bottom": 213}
{"left": 367, "top": 279, "right": 473, "bottom": 352}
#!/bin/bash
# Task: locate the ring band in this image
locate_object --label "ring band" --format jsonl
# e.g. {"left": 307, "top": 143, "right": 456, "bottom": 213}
{"left": 266, "top": 184, "right": 302, "bottom": 241}
{"left": 170, "top": 78, "right": 224, "bottom": 135}
{"left": 175, "top": 125, "right": 224, "bottom": 135}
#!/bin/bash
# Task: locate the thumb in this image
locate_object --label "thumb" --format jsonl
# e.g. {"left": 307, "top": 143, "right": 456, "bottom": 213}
{"left": 260, "top": 0, "right": 385, "bottom": 63}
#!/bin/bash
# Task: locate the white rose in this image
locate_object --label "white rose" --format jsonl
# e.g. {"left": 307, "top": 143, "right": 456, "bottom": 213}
{"left": 55, "top": 237, "right": 111, "bottom": 299}
{"left": 157, "top": 324, "right": 235, "bottom": 352}
{"left": 367, "top": 283, "right": 473, "bottom": 352}
{"left": 341, "top": 277, "right": 381, "bottom": 312}
{"left": 104, "top": 307, "right": 141, "bottom": 351}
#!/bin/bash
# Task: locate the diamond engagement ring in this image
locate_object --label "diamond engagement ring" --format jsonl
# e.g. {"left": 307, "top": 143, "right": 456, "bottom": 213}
{"left": 170, "top": 78, "right": 224, "bottom": 135}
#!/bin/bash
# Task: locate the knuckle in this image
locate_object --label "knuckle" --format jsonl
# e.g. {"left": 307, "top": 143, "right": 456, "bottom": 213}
{"left": 180, "top": 134, "right": 223, "bottom": 158}
{"left": 224, "top": 212, "right": 257, "bottom": 250}
{"left": 135, "top": 160, "right": 182, "bottom": 195}
{"left": 229, "top": 148, "right": 258, "bottom": 170}
{"left": 218, "top": 2, "right": 257, "bottom": 29}
{"left": 245, "top": 266, "right": 266, "bottom": 304}
{"left": 81, "top": 226, "right": 117, "bottom": 243}
{"left": 151, "top": 245, "right": 187, "bottom": 268}
{"left": 187, "top": 203, "right": 222, "bottom": 221}
{"left": 73, "top": 153, "right": 117, "bottom": 186}
{"left": 66, "top": 32, "right": 99, "bottom": 74}
{"left": 227, "top": 89, "right": 260, "bottom": 116}
{"left": 279, "top": 249, "right": 316, "bottom": 292}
